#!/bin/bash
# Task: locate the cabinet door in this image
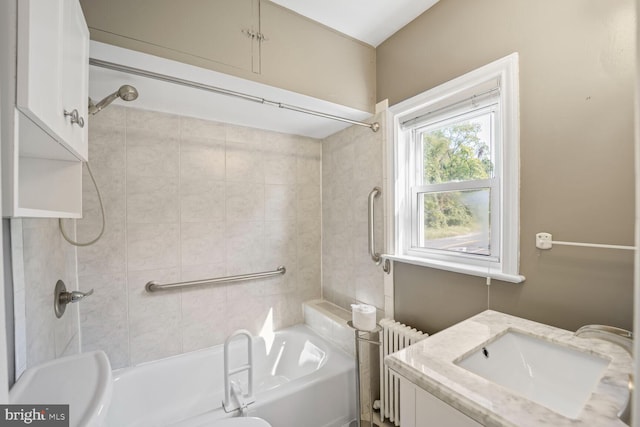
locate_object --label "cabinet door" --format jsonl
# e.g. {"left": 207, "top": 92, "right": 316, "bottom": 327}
{"left": 60, "top": 0, "right": 89, "bottom": 160}
{"left": 400, "top": 377, "right": 482, "bottom": 427}
{"left": 80, "top": 0, "right": 259, "bottom": 73}
{"left": 16, "top": 0, "right": 88, "bottom": 161}
{"left": 414, "top": 386, "right": 482, "bottom": 427}
{"left": 16, "top": 0, "right": 64, "bottom": 142}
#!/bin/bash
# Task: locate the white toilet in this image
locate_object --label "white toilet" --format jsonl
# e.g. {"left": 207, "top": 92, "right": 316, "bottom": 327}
{"left": 213, "top": 417, "right": 272, "bottom": 427}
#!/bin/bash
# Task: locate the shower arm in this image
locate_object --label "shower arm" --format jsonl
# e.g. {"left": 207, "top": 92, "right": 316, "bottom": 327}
{"left": 88, "top": 94, "right": 117, "bottom": 115}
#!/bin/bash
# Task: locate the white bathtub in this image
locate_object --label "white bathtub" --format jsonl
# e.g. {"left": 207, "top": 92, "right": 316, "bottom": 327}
{"left": 105, "top": 324, "right": 356, "bottom": 427}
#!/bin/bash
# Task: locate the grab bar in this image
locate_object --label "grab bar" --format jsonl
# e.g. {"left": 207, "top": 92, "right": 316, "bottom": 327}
{"left": 368, "top": 187, "right": 390, "bottom": 274}
{"left": 145, "top": 265, "right": 286, "bottom": 292}
{"left": 223, "top": 329, "right": 255, "bottom": 413}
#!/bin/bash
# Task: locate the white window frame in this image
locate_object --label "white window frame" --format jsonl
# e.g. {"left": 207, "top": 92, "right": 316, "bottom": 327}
{"left": 387, "top": 53, "right": 524, "bottom": 283}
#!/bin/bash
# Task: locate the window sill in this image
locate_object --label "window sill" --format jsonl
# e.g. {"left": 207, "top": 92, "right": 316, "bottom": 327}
{"left": 383, "top": 254, "right": 525, "bottom": 284}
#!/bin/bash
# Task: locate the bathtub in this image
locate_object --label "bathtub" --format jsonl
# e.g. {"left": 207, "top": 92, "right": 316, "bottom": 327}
{"left": 105, "top": 324, "right": 356, "bottom": 427}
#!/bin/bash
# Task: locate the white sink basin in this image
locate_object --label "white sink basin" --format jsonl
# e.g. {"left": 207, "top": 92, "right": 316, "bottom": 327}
{"left": 10, "top": 351, "right": 113, "bottom": 427}
{"left": 456, "top": 330, "right": 609, "bottom": 419}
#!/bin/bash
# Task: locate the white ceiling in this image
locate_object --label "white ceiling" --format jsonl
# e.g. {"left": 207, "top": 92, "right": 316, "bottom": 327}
{"left": 269, "top": 0, "right": 439, "bottom": 46}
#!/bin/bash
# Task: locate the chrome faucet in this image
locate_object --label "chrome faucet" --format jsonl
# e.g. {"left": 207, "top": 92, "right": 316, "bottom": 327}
{"left": 575, "top": 325, "right": 633, "bottom": 425}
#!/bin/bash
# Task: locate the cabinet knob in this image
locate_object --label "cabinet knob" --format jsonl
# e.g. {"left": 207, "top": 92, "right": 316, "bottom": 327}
{"left": 242, "top": 28, "right": 256, "bottom": 39}
{"left": 64, "top": 108, "right": 85, "bottom": 128}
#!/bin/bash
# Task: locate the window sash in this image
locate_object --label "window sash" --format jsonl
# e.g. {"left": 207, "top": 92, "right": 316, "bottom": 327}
{"left": 410, "top": 178, "right": 500, "bottom": 260}
{"left": 400, "top": 82, "right": 500, "bottom": 130}
{"left": 413, "top": 104, "right": 499, "bottom": 189}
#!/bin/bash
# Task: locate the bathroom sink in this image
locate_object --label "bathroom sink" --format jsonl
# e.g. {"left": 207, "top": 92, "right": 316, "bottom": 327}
{"left": 10, "top": 351, "right": 113, "bottom": 427}
{"left": 456, "top": 330, "right": 609, "bottom": 419}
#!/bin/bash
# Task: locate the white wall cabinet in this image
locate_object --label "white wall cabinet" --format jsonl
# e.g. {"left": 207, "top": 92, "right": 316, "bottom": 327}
{"left": 1, "top": 0, "right": 88, "bottom": 218}
{"left": 399, "top": 376, "right": 482, "bottom": 427}
{"left": 17, "top": 0, "right": 89, "bottom": 160}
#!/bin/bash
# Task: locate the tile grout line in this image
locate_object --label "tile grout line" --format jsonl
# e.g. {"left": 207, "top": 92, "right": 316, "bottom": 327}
{"left": 124, "top": 108, "right": 132, "bottom": 368}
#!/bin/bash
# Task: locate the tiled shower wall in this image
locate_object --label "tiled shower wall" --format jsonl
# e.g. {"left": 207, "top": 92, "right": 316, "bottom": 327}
{"left": 10, "top": 219, "right": 80, "bottom": 374}
{"left": 321, "top": 110, "right": 387, "bottom": 420}
{"left": 77, "top": 106, "right": 321, "bottom": 368}
{"left": 321, "top": 110, "right": 386, "bottom": 313}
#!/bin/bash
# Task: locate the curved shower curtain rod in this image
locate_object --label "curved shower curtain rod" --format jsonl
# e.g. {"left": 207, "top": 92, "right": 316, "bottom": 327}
{"left": 89, "top": 58, "right": 380, "bottom": 132}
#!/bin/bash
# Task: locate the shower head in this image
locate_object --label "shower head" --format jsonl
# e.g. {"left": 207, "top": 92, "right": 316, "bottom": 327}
{"left": 88, "top": 84, "right": 139, "bottom": 115}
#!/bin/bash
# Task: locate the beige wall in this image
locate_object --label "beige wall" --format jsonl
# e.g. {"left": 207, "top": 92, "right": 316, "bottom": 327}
{"left": 378, "top": 0, "right": 636, "bottom": 333}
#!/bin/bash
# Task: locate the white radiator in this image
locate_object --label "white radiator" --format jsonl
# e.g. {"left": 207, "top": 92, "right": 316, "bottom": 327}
{"left": 379, "top": 319, "right": 427, "bottom": 426}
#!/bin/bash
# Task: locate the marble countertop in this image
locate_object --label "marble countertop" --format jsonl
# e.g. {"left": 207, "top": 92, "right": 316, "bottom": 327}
{"left": 385, "top": 310, "right": 632, "bottom": 427}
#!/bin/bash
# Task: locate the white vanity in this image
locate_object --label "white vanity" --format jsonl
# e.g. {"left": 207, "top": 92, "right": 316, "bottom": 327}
{"left": 385, "top": 310, "right": 632, "bottom": 427}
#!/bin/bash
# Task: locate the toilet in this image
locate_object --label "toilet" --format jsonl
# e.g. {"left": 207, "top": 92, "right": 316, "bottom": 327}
{"left": 213, "top": 417, "right": 272, "bottom": 427}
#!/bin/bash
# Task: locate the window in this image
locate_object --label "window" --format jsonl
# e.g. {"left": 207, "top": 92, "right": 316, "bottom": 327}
{"left": 390, "top": 53, "right": 524, "bottom": 283}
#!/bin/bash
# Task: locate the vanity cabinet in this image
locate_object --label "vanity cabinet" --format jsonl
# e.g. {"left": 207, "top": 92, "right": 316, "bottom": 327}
{"left": 1, "top": 0, "right": 88, "bottom": 218}
{"left": 399, "top": 376, "right": 482, "bottom": 427}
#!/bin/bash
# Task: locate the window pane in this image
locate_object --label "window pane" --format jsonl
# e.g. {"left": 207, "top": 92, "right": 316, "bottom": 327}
{"left": 421, "top": 111, "right": 494, "bottom": 184}
{"left": 418, "top": 189, "right": 491, "bottom": 256}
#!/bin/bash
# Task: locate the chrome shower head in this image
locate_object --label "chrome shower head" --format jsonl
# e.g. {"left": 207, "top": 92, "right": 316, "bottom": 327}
{"left": 88, "top": 84, "right": 139, "bottom": 115}
{"left": 117, "top": 84, "right": 138, "bottom": 102}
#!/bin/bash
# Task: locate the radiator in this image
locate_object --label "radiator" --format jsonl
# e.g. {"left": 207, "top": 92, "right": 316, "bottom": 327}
{"left": 379, "top": 319, "right": 427, "bottom": 426}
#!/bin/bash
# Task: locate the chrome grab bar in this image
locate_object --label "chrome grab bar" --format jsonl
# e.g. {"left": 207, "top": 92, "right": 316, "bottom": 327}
{"left": 368, "top": 187, "right": 390, "bottom": 274}
{"left": 145, "top": 265, "right": 286, "bottom": 293}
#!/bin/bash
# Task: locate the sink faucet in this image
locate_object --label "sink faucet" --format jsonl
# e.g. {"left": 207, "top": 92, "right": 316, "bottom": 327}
{"left": 575, "top": 325, "right": 633, "bottom": 425}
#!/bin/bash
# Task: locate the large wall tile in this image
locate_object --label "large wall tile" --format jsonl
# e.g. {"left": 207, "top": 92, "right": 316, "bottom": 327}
{"left": 225, "top": 182, "right": 265, "bottom": 222}
{"left": 180, "top": 222, "right": 225, "bottom": 267}
{"left": 126, "top": 128, "right": 179, "bottom": 178}
{"left": 82, "top": 169, "right": 126, "bottom": 224}
{"left": 225, "top": 221, "right": 265, "bottom": 276}
{"left": 265, "top": 185, "right": 296, "bottom": 221}
{"left": 126, "top": 108, "right": 180, "bottom": 137}
{"left": 265, "top": 152, "right": 297, "bottom": 185}
{"left": 127, "top": 223, "right": 180, "bottom": 272}
{"left": 181, "top": 279, "right": 227, "bottom": 352}
{"left": 127, "top": 176, "right": 179, "bottom": 224}
{"left": 180, "top": 178, "right": 225, "bottom": 222}
{"left": 128, "top": 268, "right": 182, "bottom": 365}
{"left": 180, "top": 116, "right": 226, "bottom": 141}
{"left": 77, "top": 220, "right": 126, "bottom": 276}
{"left": 180, "top": 139, "right": 225, "bottom": 180}
{"left": 79, "top": 272, "right": 129, "bottom": 369}
{"left": 226, "top": 141, "right": 265, "bottom": 184}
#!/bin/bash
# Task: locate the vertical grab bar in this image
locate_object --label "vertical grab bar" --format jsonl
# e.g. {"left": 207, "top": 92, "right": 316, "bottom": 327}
{"left": 368, "top": 187, "right": 391, "bottom": 273}
{"left": 223, "top": 329, "right": 255, "bottom": 412}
